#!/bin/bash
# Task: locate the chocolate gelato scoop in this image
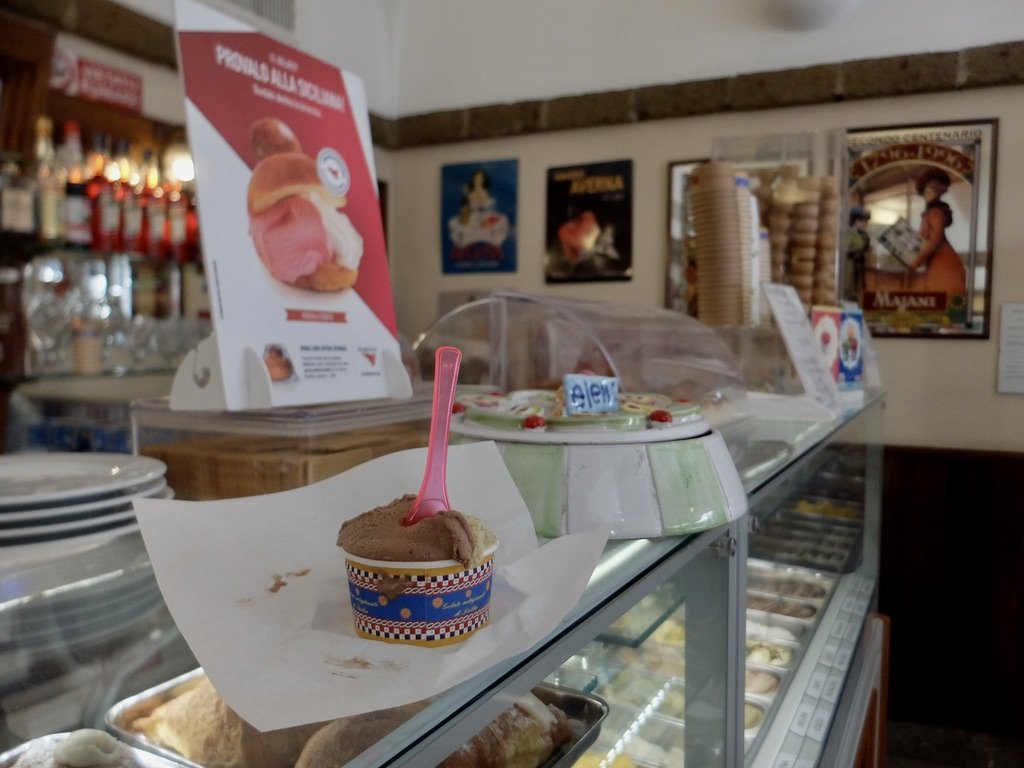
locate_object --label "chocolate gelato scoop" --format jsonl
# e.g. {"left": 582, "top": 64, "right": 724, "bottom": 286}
{"left": 338, "top": 494, "right": 496, "bottom": 568}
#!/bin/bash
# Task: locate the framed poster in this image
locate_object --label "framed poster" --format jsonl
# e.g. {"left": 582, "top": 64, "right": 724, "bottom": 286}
{"left": 441, "top": 159, "right": 517, "bottom": 273}
{"left": 545, "top": 160, "right": 633, "bottom": 283}
{"left": 844, "top": 120, "right": 998, "bottom": 338}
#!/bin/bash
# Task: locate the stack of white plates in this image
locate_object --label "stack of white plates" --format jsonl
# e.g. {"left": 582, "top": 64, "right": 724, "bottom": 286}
{"left": 0, "top": 453, "right": 170, "bottom": 558}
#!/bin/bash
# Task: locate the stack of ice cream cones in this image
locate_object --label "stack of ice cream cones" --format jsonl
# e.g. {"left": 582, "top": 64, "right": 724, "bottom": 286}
{"left": 812, "top": 176, "right": 840, "bottom": 305}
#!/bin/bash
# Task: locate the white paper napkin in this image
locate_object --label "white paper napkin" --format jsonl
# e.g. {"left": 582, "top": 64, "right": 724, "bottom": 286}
{"left": 133, "top": 441, "right": 608, "bottom": 731}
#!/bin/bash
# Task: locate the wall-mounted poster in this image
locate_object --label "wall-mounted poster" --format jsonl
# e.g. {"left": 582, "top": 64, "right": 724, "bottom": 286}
{"left": 441, "top": 159, "right": 517, "bottom": 273}
{"left": 545, "top": 160, "right": 633, "bottom": 283}
{"left": 844, "top": 120, "right": 997, "bottom": 338}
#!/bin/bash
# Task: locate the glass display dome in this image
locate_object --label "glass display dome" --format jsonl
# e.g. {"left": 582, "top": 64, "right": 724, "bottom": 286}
{"left": 412, "top": 291, "right": 749, "bottom": 423}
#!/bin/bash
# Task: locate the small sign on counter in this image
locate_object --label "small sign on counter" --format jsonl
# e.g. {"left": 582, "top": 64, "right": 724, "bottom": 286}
{"left": 563, "top": 374, "right": 619, "bottom": 414}
{"left": 811, "top": 305, "right": 865, "bottom": 404}
{"left": 762, "top": 283, "right": 842, "bottom": 416}
{"left": 172, "top": 0, "right": 408, "bottom": 410}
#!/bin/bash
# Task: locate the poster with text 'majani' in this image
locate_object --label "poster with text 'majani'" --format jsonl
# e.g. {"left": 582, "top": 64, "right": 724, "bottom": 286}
{"left": 174, "top": 0, "right": 407, "bottom": 410}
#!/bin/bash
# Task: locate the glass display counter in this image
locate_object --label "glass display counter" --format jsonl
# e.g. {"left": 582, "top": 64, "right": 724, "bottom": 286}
{"left": 1, "top": 291, "right": 883, "bottom": 767}
{"left": 0, "top": 390, "right": 883, "bottom": 768}
{"left": 738, "top": 391, "right": 884, "bottom": 768}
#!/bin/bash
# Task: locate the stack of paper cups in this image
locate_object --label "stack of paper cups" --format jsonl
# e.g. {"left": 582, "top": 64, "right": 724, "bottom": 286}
{"left": 691, "top": 161, "right": 751, "bottom": 327}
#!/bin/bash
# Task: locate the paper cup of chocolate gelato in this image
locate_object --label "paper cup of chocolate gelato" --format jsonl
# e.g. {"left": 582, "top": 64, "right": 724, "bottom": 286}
{"left": 337, "top": 494, "right": 498, "bottom": 646}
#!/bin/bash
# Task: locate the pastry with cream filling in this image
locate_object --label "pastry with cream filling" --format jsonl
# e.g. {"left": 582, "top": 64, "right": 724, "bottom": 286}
{"left": 436, "top": 691, "right": 572, "bottom": 768}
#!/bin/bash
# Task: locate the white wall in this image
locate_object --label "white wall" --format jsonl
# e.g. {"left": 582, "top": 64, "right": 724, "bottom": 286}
{"left": 114, "top": 0, "right": 399, "bottom": 115}
{"left": 383, "top": 85, "right": 1024, "bottom": 453}
{"left": 391, "top": 0, "right": 1024, "bottom": 116}
{"left": 114, "top": 0, "right": 1024, "bottom": 117}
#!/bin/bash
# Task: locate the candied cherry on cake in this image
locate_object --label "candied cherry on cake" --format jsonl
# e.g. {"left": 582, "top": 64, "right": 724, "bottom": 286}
{"left": 521, "top": 414, "right": 548, "bottom": 429}
{"left": 648, "top": 409, "right": 674, "bottom": 424}
{"left": 451, "top": 401, "right": 467, "bottom": 414}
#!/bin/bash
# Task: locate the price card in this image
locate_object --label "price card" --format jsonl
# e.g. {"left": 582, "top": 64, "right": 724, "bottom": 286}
{"left": 762, "top": 284, "right": 842, "bottom": 415}
{"left": 791, "top": 700, "right": 815, "bottom": 736}
{"left": 807, "top": 707, "right": 831, "bottom": 741}
{"left": 562, "top": 374, "right": 619, "bottom": 414}
{"left": 807, "top": 668, "right": 828, "bottom": 698}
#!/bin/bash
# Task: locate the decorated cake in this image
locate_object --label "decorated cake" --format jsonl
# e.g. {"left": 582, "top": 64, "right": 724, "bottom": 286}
{"left": 455, "top": 385, "right": 704, "bottom": 435}
{"left": 450, "top": 374, "right": 746, "bottom": 539}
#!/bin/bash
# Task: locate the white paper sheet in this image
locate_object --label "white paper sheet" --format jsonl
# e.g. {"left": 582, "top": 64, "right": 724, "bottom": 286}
{"left": 133, "top": 441, "right": 608, "bottom": 731}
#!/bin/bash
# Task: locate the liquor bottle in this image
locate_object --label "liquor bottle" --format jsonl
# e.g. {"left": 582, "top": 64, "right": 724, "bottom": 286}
{"left": 0, "top": 265, "right": 27, "bottom": 378}
{"left": 34, "top": 116, "right": 64, "bottom": 248}
{"left": 85, "top": 131, "right": 110, "bottom": 182}
{"left": 120, "top": 180, "right": 142, "bottom": 255}
{"left": 165, "top": 179, "right": 189, "bottom": 264}
{"left": 181, "top": 185, "right": 208, "bottom": 319}
{"left": 59, "top": 121, "right": 92, "bottom": 250}
{"left": 112, "top": 138, "right": 138, "bottom": 188}
{"left": 0, "top": 152, "right": 37, "bottom": 264}
{"left": 133, "top": 149, "right": 163, "bottom": 316}
{"left": 155, "top": 186, "right": 183, "bottom": 321}
{"left": 140, "top": 149, "right": 167, "bottom": 261}
{"left": 70, "top": 257, "right": 111, "bottom": 375}
{"left": 108, "top": 138, "right": 139, "bottom": 254}
{"left": 88, "top": 133, "right": 119, "bottom": 252}
{"left": 181, "top": 246, "right": 210, "bottom": 320}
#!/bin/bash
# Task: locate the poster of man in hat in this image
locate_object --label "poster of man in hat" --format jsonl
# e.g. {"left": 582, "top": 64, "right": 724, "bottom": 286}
{"left": 844, "top": 120, "right": 997, "bottom": 338}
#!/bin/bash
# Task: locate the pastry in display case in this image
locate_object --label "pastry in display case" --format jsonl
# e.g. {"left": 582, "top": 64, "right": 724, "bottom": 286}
{"left": 102, "top": 668, "right": 609, "bottom": 768}
{"left": 545, "top": 552, "right": 841, "bottom": 766}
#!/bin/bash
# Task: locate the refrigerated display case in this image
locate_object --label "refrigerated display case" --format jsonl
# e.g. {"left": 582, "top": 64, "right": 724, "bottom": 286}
{"left": 0, "top": 294, "right": 883, "bottom": 768}
{"left": 0, "top": 392, "right": 882, "bottom": 767}
{"left": 522, "top": 389, "right": 884, "bottom": 768}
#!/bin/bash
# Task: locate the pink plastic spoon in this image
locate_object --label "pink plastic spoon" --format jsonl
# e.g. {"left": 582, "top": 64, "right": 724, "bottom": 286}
{"left": 404, "top": 345, "right": 463, "bottom": 525}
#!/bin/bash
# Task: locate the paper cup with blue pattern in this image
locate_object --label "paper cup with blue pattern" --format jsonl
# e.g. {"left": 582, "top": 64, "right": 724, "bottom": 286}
{"left": 341, "top": 542, "right": 498, "bottom": 646}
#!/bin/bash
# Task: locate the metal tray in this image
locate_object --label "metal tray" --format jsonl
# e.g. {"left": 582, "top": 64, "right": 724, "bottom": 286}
{"left": 106, "top": 668, "right": 206, "bottom": 767}
{"left": 107, "top": 668, "right": 608, "bottom": 768}
{"left": 0, "top": 732, "right": 183, "bottom": 767}
{"left": 534, "top": 683, "right": 610, "bottom": 767}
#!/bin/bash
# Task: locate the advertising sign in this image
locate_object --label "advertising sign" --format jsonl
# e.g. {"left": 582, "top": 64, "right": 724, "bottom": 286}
{"left": 174, "top": 0, "right": 407, "bottom": 409}
{"left": 844, "top": 120, "right": 997, "bottom": 338}
{"left": 545, "top": 160, "right": 633, "bottom": 283}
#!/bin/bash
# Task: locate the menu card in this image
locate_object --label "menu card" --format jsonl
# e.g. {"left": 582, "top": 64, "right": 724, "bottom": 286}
{"left": 173, "top": 0, "right": 408, "bottom": 410}
{"left": 762, "top": 283, "right": 842, "bottom": 416}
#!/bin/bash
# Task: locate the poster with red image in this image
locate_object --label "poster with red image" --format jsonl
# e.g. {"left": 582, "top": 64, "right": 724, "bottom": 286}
{"left": 173, "top": 0, "right": 408, "bottom": 410}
